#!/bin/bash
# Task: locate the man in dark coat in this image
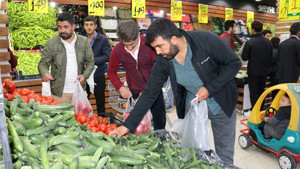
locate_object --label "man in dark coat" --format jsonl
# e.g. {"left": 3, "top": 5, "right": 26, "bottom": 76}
{"left": 242, "top": 21, "right": 273, "bottom": 109}
{"left": 276, "top": 22, "right": 300, "bottom": 83}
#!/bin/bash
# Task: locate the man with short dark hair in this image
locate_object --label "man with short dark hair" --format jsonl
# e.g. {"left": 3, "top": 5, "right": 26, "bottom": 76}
{"left": 38, "top": 12, "right": 95, "bottom": 103}
{"left": 109, "top": 18, "right": 241, "bottom": 165}
{"left": 276, "top": 22, "right": 300, "bottom": 83}
{"left": 262, "top": 29, "right": 272, "bottom": 40}
{"left": 242, "top": 21, "right": 273, "bottom": 109}
{"left": 107, "top": 20, "right": 166, "bottom": 130}
{"left": 83, "top": 16, "right": 111, "bottom": 115}
{"left": 220, "top": 20, "right": 236, "bottom": 51}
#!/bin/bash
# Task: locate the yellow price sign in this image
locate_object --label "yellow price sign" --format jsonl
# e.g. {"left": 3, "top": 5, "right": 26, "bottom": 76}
{"left": 279, "top": 0, "right": 299, "bottom": 21}
{"left": 171, "top": 1, "right": 182, "bottom": 21}
{"left": 288, "top": 0, "right": 300, "bottom": 16}
{"left": 225, "top": 8, "right": 233, "bottom": 21}
{"left": 247, "top": 11, "right": 254, "bottom": 33}
{"left": 88, "top": 0, "right": 105, "bottom": 16}
{"left": 198, "top": 4, "right": 208, "bottom": 23}
{"left": 132, "top": 0, "right": 145, "bottom": 18}
{"left": 28, "top": 0, "right": 48, "bottom": 13}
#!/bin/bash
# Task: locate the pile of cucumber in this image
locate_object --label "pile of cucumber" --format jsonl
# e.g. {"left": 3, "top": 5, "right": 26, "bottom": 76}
{"left": 1, "top": 96, "right": 224, "bottom": 169}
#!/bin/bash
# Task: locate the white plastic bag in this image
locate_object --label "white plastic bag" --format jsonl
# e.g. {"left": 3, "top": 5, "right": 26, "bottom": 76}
{"left": 123, "top": 98, "right": 152, "bottom": 134}
{"left": 71, "top": 80, "right": 93, "bottom": 118}
{"left": 171, "top": 119, "right": 184, "bottom": 133}
{"left": 42, "top": 81, "right": 51, "bottom": 96}
{"left": 86, "top": 66, "right": 97, "bottom": 94}
{"left": 181, "top": 98, "right": 210, "bottom": 151}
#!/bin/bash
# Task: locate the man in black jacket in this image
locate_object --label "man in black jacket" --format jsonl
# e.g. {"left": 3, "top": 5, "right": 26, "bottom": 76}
{"left": 83, "top": 16, "right": 111, "bottom": 115}
{"left": 109, "top": 18, "right": 241, "bottom": 165}
{"left": 242, "top": 21, "right": 272, "bottom": 109}
{"left": 276, "top": 22, "right": 300, "bottom": 83}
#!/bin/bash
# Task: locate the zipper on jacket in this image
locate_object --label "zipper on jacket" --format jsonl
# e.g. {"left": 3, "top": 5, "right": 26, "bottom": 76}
{"left": 136, "top": 61, "right": 138, "bottom": 70}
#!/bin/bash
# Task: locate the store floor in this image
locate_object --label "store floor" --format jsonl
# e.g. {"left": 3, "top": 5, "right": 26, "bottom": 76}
{"left": 164, "top": 108, "right": 300, "bottom": 169}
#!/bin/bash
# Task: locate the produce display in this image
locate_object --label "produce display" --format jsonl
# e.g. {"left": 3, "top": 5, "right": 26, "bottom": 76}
{"left": 11, "top": 26, "right": 57, "bottom": 49}
{"left": 14, "top": 51, "right": 41, "bottom": 75}
{"left": 0, "top": 80, "right": 226, "bottom": 168}
{"left": 7, "top": 1, "right": 57, "bottom": 29}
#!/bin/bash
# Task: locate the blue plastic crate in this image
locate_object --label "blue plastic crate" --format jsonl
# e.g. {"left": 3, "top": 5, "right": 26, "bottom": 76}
{"left": 18, "top": 71, "right": 41, "bottom": 80}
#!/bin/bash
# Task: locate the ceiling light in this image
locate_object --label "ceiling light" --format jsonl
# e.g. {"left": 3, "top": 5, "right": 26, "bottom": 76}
{"left": 255, "top": 0, "right": 262, "bottom": 1}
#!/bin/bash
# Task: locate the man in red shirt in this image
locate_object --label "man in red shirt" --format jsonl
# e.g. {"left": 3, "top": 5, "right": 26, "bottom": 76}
{"left": 107, "top": 21, "right": 166, "bottom": 130}
{"left": 220, "top": 20, "right": 236, "bottom": 51}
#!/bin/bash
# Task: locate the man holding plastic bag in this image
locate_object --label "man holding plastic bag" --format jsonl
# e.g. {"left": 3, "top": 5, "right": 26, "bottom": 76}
{"left": 109, "top": 18, "right": 241, "bottom": 165}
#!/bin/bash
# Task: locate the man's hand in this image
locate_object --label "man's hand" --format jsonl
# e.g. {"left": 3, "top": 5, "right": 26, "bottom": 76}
{"left": 77, "top": 75, "right": 85, "bottom": 85}
{"left": 265, "top": 117, "right": 269, "bottom": 122}
{"left": 42, "top": 73, "right": 54, "bottom": 82}
{"left": 119, "top": 86, "right": 132, "bottom": 98}
{"left": 109, "top": 126, "right": 129, "bottom": 138}
{"left": 195, "top": 86, "right": 209, "bottom": 101}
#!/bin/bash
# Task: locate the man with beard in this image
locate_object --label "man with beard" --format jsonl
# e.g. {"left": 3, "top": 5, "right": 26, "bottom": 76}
{"left": 83, "top": 16, "right": 111, "bottom": 115}
{"left": 38, "top": 12, "right": 95, "bottom": 103}
{"left": 109, "top": 18, "right": 241, "bottom": 165}
{"left": 107, "top": 20, "right": 166, "bottom": 130}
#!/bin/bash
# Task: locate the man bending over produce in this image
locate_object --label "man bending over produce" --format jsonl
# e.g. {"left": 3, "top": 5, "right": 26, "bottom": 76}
{"left": 38, "top": 12, "right": 95, "bottom": 103}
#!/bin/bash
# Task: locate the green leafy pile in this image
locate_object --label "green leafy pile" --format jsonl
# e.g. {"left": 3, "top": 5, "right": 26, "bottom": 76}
{"left": 11, "top": 26, "right": 57, "bottom": 49}
{"left": 7, "top": 1, "right": 57, "bottom": 29}
{"left": 15, "top": 51, "right": 41, "bottom": 75}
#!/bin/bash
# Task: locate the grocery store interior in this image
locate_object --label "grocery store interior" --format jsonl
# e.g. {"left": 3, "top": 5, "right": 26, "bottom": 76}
{"left": 0, "top": 0, "right": 300, "bottom": 168}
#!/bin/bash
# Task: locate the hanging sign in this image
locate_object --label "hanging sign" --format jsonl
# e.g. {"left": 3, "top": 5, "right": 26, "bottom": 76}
{"left": 247, "top": 11, "right": 254, "bottom": 33}
{"left": 28, "top": 0, "right": 48, "bottom": 13}
{"left": 225, "top": 8, "right": 233, "bottom": 20}
{"left": 198, "top": 4, "right": 208, "bottom": 23}
{"left": 279, "top": 0, "right": 299, "bottom": 21}
{"left": 88, "top": 0, "right": 105, "bottom": 16}
{"left": 132, "top": 0, "right": 146, "bottom": 18}
{"left": 287, "top": 0, "right": 300, "bottom": 16}
{"left": 171, "top": 1, "right": 182, "bottom": 21}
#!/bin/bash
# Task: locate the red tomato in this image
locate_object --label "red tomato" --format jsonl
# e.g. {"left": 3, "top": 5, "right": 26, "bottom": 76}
{"left": 135, "top": 125, "right": 144, "bottom": 135}
{"left": 21, "top": 96, "right": 29, "bottom": 103}
{"left": 3, "top": 79, "right": 15, "bottom": 93}
{"left": 19, "top": 88, "right": 31, "bottom": 96}
{"left": 78, "top": 115, "right": 88, "bottom": 124}
{"left": 90, "top": 127, "right": 98, "bottom": 132}
{"left": 87, "top": 124, "right": 92, "bottom": 129}
{"left": 44, "top": 96, "right": 54, "bottom": 103}
{"left": 27, "top": 93, "right": 36, "bottom": 100}
{"left": 3, "top": 88, "right": 8, "bottom": 96}
{"left": 102, "top": 118, "right": 108, "bottom": 125}
{"left": 89, "top": 119, "right": 100, "bottom": 127}
{"left": 5, "top": 93, "right": 14, "bottom": 101}
{"left": 99, "top": 123, "right": 107, "bottom": 133}
{"left": 90, "top": 114, "right": 99, "bottom": 121}
{"left": 105, "top": 128, "right": 114, "bottom": 135}
{"left": 110, "top": 124, "right": 117, "bottom": 130}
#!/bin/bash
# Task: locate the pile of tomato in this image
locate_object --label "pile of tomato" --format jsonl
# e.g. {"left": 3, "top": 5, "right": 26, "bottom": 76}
{"left": 74, "top": 114, "right": 117, "bottom": 135}
{"left": 124, "top": 111, "right": 151, "bottom": 135}
{"left": 2, "top": 79, "right": 60, "bottom": 105}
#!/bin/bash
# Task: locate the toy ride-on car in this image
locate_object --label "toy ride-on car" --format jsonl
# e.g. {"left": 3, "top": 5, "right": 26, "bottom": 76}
{"left": 238, "top": 83, "right": 300, "bottom": 169}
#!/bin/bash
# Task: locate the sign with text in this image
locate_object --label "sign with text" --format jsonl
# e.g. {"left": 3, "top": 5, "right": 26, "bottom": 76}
{"left": 28, "top": 0, "right": 48, "bottom": 13}
{"left": 258, "top": 5, "right": 276, "bottom": 14}
{"left": 132, "top": 0, "right": 145, "bottom": 18}
{"left": 287, "top": 0, "right": 300, "bottom": 16}
{"left": 225, "top": 8, "right": 233, "bottom": 21}
{"left": 198, "top": 4, "right": 208, "bottom": 23}
{"left": 279, "top": 0, "right": 300, "bottom": 21}
{"left": 247, "top": 11, "right": 254, "bottom": 33}
{"left": 171, "top": 1, "right": 182, "bottom": 21}
{"left": 88, "top": 0, "right": 105, "bottom": 16}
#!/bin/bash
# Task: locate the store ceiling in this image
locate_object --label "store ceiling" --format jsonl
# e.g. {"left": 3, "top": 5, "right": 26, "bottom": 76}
{"left": 258, "top": 0, "right": 277, "bottom": 6}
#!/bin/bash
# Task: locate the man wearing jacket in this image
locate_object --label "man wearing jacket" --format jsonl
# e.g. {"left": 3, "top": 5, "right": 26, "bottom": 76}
{"left": 83, "top": 16, "right": 111, "bottom": 115}
{"left": 220, "top": 20, "right": 236, "bottom": 51}
{"left": 38, "top": 12, "right": 95, "bottom": 103}
{"left": 242, "top": 21, "right": 272, "bottom": 109}
{"left": 276, "top": 22, "right": 300, "bottom": 83}
{"left": 109, "top": 18, "right": 241, "bottom": 165}
{"left": 107, "top": 21, "right": 166, "bottom": 130}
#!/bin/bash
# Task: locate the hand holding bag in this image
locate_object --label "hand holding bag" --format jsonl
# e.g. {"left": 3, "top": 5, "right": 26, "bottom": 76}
{"left": 181, "top": 98, "right": 210, "bottom": 151}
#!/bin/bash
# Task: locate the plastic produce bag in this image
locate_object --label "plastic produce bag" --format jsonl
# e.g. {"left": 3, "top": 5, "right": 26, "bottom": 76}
{"left": 86, "top": 66, "right": 97, "bottom": 94}
{"left": 41, "top": 81, "right": 51, "bottom": 96}
{"left": 181, "top": 98, "right": 210, "bottom": 151}
{"left": 123, "top": 98, "right": 152, "bottom": 135}
{"left": 71, "top": 80, "right": 93, "bottom": 118}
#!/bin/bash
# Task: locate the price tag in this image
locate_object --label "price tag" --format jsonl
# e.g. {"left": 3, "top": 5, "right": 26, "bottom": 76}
{"left": 279, "top": 0, "right": 300, "bottom": 21}
{"left": 225, "top": 8, "right": 233, "bottom": 21}
{"left": 171, "top": 1, "right": 182, "bottom": 21}
{"left": 288, "top": 0, "right": 300, "bottom": 16}
{"left": 247, "top": 11, "right": 254, "bottom": 33}
{"left": 88, "top": 0, "right": 105, "bottom": 16}
{"left": 198, "top": 4, "right": 208, "bottom": 23}
{"left": 28, "top": 0, "right": 48, "bottom": 13}
{"left": 132, "top": 0, "right": 145, "bottom": 18}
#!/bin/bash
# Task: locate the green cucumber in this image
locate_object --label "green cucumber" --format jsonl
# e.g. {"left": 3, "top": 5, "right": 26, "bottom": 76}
{"left": 74, "top": 148, "right": 96, "bottom": 157}
{"left": 12, "top": 120, "right": 26, "bottom": 136}
{"left": 60, "top": 144, "right": 80, "bottom": 153}
{"left": 39, "top": 103, "right": 74, "bottom": 110}
{"left": 10, "top": 99, "right": 19, "bottom": 115}
{"left": 183, "top": 160, "right": 205, "bottom": 169}
{"left": 21, "top": 136, "right": 39, "bottom": 158}
{"left": 91, "top": 147, "right": 103, "bottom": 162}
{"left": 29, "top": 134, "right": 46, "bottom": 145}
{"left": 13, "top": 160, "right": 22, "bottom": 169}
{"left": 68, "top": 157, "right": 79, "bottom": 169}
{"left": 4, "top": 105, "right": 10, "bottom": 117}
{"left": 57, "top": 121, "right": 70, "bottom": 128}
{"left": 50, "top": 159, "right": 64, "bottom": 169}
{"left": 111, "top": 157, "right": 144, "bottom": 165}
{"left": 28, "top": 99, "right": 35, "bottom": 109}
{"left": 85, "top": 134, "right": 115, "bottom": 150}
{"left": 49, "top": 137, "right": 81, "bottom": 147}
{"left": 55, "top": 145, "right": 75, "bottom": 155}
{"left": 18, "top": 102, "right": 28, "bottom": 109}
{"left": 62, "top": 110, "right": 75, "bottom": 121}
{"left": 53, "top": 127, "right": 66, "bottom": 135}
{"left": 6, "top": 117, "right": 23, "bottom": 152}
{"left": 26, "top": 121, "right": 58, "bottom": 136}
{"left": 40, "top": 140, "right": 50, "bottom": 169}
{"left": 16, "top": 118, "right": 43, "bottom": 129}
{"left": 95, "top": 157, "right": 108, "bottom": 169}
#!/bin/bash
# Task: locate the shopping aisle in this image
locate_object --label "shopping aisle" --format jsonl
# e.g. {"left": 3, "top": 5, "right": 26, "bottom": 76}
{"left": 165, "top": 108, "right": 300, "bottom": 169}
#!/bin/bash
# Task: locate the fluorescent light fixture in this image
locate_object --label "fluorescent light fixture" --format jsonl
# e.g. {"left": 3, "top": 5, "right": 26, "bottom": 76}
{"left": 255, "top": 0, "right": 262, "bottom": 1}
{"left": 112, "top": 6, "right": 117, "bottom": 10}
{"left": 50, "top": 2, "right": 56, "bottom": 7}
